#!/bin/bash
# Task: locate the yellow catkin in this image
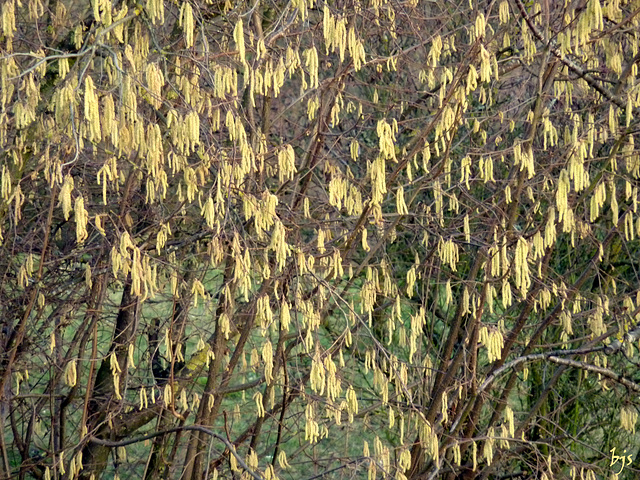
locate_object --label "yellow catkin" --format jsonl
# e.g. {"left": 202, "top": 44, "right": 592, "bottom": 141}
{"left": 64, "top": 359, "right": 77, "bottom": 387}
{"left": 74, "top": 196, "right": 89, "bottom": 244}
{"left": 59, "top": 175, "right": 74, "bottom": 221}
{"left": 180, "top": 3, "right": 194, "bottom": 48}
{"left": 84, "top": 77, "right": 101, "bottom": 142}
{"left": 233, "top": 18, "right": 245, "bottom": 64}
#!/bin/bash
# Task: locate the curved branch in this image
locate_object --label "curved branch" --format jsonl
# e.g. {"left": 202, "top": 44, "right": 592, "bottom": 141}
{"left": 89, "top": 425, "right": 264, "bottom": 480}
{"left": 478, "top": 346, "right": 640, "bottom": 394}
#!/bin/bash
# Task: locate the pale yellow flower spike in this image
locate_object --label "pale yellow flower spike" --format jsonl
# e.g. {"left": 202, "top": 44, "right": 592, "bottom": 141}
{"left": 234, "top": 18, "right": 245, "bottom": 64}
